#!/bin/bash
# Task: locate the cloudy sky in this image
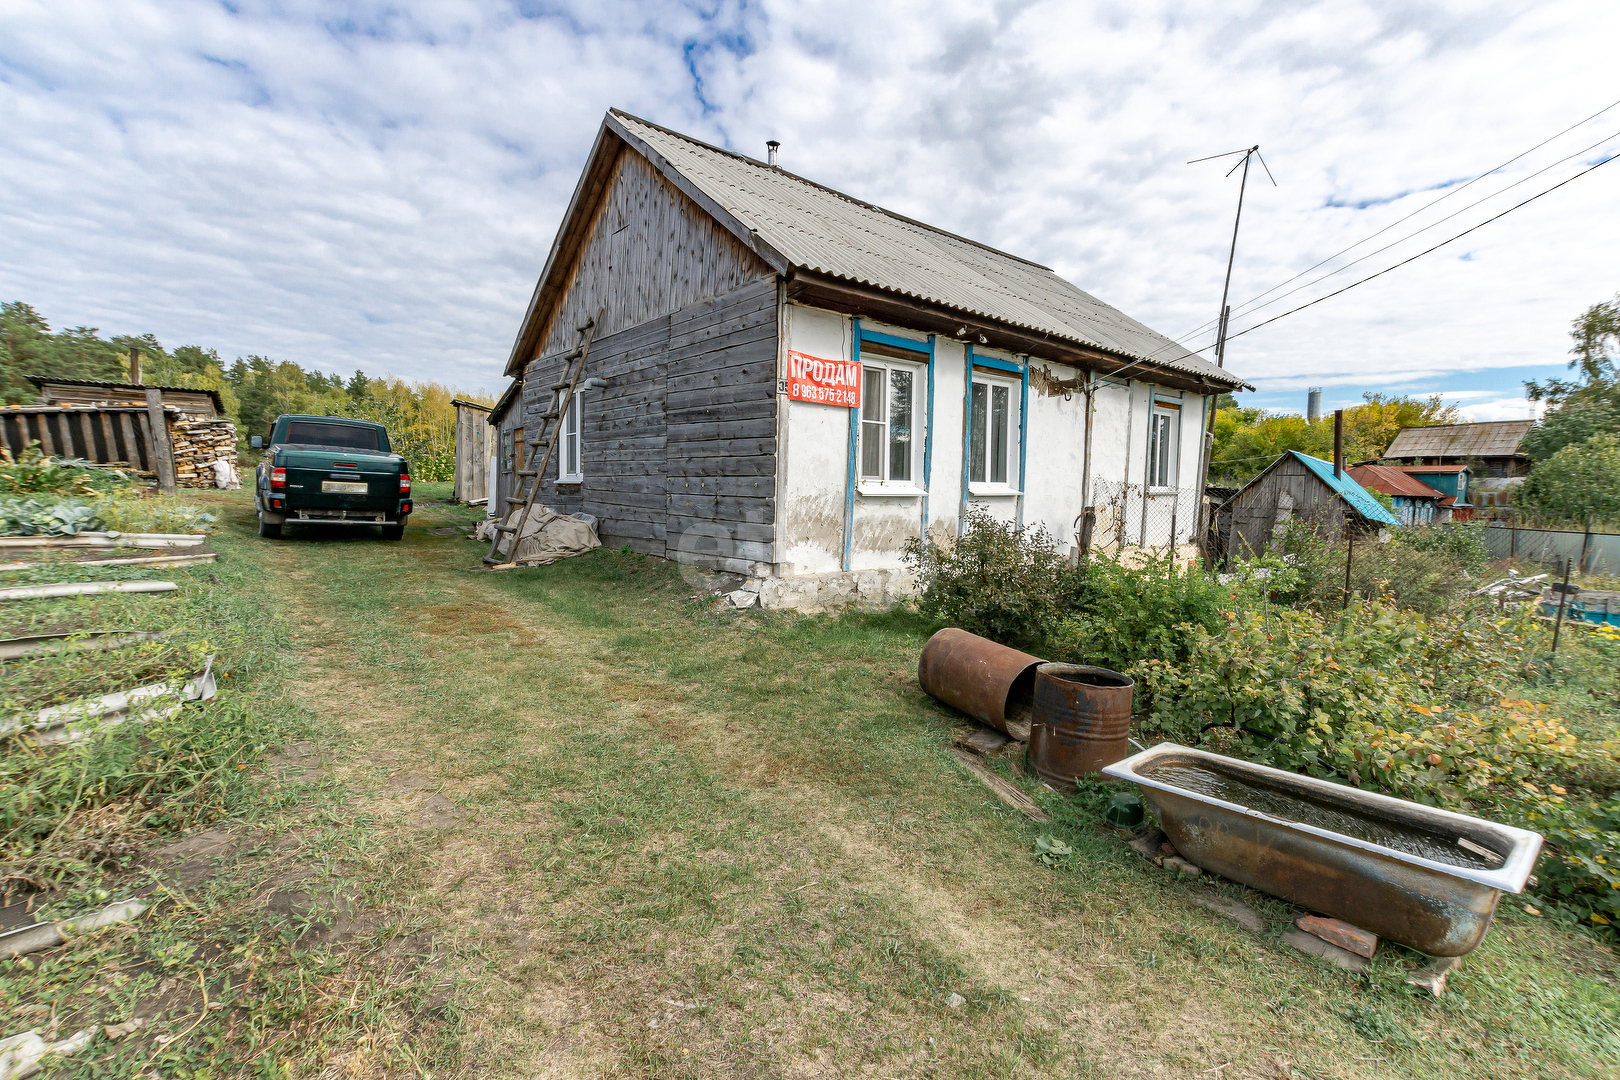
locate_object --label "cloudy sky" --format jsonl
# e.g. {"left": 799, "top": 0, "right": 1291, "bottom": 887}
{"left": 3, "top": 1, "right": 1617, "bottom": 418}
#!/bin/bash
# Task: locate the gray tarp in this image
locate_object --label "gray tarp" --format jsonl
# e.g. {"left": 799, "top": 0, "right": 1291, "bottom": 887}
{"left": 481, "top": 506, "right": 601, "bottom": 566}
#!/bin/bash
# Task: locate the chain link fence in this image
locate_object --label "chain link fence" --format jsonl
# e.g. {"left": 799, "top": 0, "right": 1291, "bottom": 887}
{"left": 1085, "top": 480, "right": 1202, "bottom": 556}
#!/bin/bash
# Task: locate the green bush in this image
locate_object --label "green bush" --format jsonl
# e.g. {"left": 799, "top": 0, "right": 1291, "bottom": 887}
{"left": 1047, "top": 552, "right": 1233, "bottom": 689}
{"left": 1518, "top": 433, "right": 1620, "bottom": 526}
{"left": 902, "top": 506, "right": 1083, "bottom": 651}
{"left": 1132, "top": 600, "right": 1618, "bottom": 929}
{"left": 1273, "top": 519, "right": 1477, "bottom": 617}
{"left": 0, "top": 445, "right": 130, "bottom": 498}
{"left": 1394, "top": 522, "right": 1491, "bottom": 576}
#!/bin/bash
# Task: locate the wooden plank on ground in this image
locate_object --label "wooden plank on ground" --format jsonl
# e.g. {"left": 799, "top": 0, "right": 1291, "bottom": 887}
{"left": 950, "top": 748, "right": 1049, "bottom": 822}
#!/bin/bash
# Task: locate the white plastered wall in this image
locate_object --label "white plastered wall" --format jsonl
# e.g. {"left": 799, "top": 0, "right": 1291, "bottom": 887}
{"left": 776, "top": 301, "right": 1208, "bottom": 574}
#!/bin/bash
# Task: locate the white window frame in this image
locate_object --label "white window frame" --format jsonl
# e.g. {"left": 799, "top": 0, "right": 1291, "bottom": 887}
{"left": 967, "top": 371, "right": 1020, "bottom": 496}
{"left": 558, "top": 390, "right": 583, "bottom": 484}
{"left": 857, "top": 356, "right": 926, "bottom": 495}
{"left": 1146, "top": 400, "right": 1180, "bottom": 491}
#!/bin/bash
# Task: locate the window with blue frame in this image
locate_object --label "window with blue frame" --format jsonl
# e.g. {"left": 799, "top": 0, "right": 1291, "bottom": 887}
{"left": 968, "top": 370, "right": 1020, "bottom": 492}
{"left": 857, "top": 338, "right": 928, "bottom": 490}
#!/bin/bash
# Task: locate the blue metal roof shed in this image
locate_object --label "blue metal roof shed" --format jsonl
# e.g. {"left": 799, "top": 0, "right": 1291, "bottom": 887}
{"left": 1217, "top": 449, "right": 1398, "bottom": 562}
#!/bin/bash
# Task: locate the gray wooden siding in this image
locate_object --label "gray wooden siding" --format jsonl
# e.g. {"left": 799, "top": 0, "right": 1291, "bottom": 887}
{"left": 531, "top": 147, "right": 773, "bottom": 362}
{"left": 513, "top": 277, "right": 778, "bottom": 571}
{"left": 1226, "top": 457, "right": 1348, "bottom": 560}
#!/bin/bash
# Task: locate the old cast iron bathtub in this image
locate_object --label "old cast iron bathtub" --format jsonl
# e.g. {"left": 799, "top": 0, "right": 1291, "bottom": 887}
{"left": 1102, "top": 744, "right": 1544, "bottom": 956}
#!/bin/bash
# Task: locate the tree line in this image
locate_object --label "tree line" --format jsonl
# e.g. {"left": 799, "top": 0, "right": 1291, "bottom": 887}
{"left": 0, "top": 301, "right": 491, "bottom": 481}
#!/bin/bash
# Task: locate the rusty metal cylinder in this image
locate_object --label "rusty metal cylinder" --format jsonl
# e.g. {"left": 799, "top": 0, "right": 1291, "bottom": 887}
{"left": 916, "top": 628, "right": 1044, "bottom": 737}
{"left": 1027, "top": 663, "right": 1134, "bottom": 790}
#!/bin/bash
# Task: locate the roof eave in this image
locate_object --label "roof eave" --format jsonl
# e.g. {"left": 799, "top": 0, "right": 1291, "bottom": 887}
{"left": 786, "top": 272, "right": 1252, "bottom": 393}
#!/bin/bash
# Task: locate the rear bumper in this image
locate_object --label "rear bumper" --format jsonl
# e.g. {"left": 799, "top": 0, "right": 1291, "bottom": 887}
{"left": 259, "top": 509, "right": 408, "bottom": 527}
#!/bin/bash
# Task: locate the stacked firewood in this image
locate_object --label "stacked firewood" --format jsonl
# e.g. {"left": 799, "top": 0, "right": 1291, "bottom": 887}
{"left": 168, "top": 414, "right": 239, "bottom": 488}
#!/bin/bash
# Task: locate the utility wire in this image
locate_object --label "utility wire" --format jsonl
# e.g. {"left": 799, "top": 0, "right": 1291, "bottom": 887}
{"left": 1196, "top": 125, "right": 1620, "bottom": 335}
{"left": 1218, "top": 149, "right": 1618, "bottom": 347}
{"left": 1103, "top": 132, "right": 1620, "bottom": 383}
{"left": 1169, "top": 94, "right": 1620, "bottom": 349}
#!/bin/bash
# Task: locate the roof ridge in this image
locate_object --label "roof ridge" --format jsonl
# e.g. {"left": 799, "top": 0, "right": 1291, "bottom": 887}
{"left": 609, "top": 108, "right": 1055, "bottom": 272}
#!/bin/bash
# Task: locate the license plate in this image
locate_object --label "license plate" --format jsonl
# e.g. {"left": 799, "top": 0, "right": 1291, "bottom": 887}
{"left": 321, "top": 480, "right": 369, "bottom": 494}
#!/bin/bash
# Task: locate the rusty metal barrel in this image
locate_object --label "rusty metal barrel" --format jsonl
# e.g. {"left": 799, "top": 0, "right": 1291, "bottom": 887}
{"left": 916, "top": 628, "right": 1044, "bottom": 737}
{"left": 1027, "top": 663, "right": 1134, "bottom": 790}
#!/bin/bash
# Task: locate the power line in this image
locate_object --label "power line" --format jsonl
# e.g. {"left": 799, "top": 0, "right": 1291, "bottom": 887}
{"left": 1219, "top": 149, "right": 1618, "bottom": 346}
{"left": 1201, "top": 125, "right": 1620, "bottom": 333}
{"left": 1169, "top": 94, "right": 1620, "bottom": 349}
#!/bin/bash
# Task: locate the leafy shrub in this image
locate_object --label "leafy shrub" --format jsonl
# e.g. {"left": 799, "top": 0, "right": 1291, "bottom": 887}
{"left": 1273, "top": 519, "right": 1477, "bottom": 617}
{"left": 96, "top": 494, "right": 216, "bottom": 534}
{"left": 1047, "top": 551, "right": 1233, "bottom": 691}
{"left": 903, "top": 506, "right": 1083, "bottom": 651}
{"left": 1133, "top": 600, "right": 1618, "bottom": 928}
{"left": 1518, "top": 433, "right": 1620, "bottom": 526}
{"left": 0, "top": 445, "right": 130, "bottom": 498}
{"left": 1394, "top": 522, "right": 1491, "bottom": 576}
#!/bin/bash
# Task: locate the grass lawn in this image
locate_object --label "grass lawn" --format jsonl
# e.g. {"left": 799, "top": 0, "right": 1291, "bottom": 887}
{"left": 7, "top": 484, "right": 1617, "bottom": 1078}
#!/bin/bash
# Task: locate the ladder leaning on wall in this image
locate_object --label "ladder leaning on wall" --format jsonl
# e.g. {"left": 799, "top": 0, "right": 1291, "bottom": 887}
{"left": 483, "top": 307, "right": 604, "bottom": 570}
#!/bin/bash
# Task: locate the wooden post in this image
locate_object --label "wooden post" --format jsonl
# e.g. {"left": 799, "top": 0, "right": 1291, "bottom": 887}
{"left": 1343, "top": 513, "right": 1355, "bottom": 610}
{"left": 1551, "top": 556, "right": 1572, "bottom": 654}
{"left": 1580, "top": 513, "right": 1594, "bottom": 573}
{"left": 118, "top": 411, "right": 143, "bottom": 471}
{"left": 129, "top": 346, "right": 142, "bottom": 385}
{"left": 76, "top": 412, "right": 96, "bottom": 459}
{"left": 99, "top": 413, "right": 117, "bottom": 464}
{"left": 144, "top": 389, "right": 177, "bottom": 493}
{"left": 1333, "top": 409, "right": 1344, "bottom": 479}
{"left": 36, "top": 412, "right": 56, "bottom": 457}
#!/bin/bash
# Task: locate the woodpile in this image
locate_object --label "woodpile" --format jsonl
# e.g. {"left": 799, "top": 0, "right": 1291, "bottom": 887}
{"left": 168, "top": 414, "right": 238, "bottom": 488}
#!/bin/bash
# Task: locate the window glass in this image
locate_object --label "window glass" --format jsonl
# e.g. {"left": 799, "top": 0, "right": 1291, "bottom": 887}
{"left": 889, "top": 368, "right": 913, "bottom": 482}
{"left": 560, "top": 393, "right": 582, "bottom": 480}
{"left": 284, "top": 421, "right": 380, "bottom": 450}
{"left": 1147, "top": 406, "right": 1178, "bottom": 488}
{"left": 860, "top": 367, "right": 885, "bottom": 479}
{"left": 969, "top": 383, "right": 987, "bottom": 483}
{"left": 990, "top": 385, "right": 1008, "bottom": 484}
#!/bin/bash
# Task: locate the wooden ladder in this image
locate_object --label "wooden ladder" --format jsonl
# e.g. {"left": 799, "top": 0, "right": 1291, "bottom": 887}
{"left": 483, "top": 309, "right": 604, "bottom": 570}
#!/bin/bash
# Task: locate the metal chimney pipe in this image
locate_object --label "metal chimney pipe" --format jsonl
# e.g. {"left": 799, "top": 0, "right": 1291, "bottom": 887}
{"left": 766, "top": 140, "right": 780, "bottom": 167}
{"left": 1307, "top": 387, "right": 1322, "bottom": 423}
{"left": 1334, "top": 409, "right": 1344, "bottom": 479}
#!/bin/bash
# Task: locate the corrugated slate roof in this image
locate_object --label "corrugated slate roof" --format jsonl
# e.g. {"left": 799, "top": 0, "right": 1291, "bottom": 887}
{"left": 1290, "top": 452, "right": 1402, "bottom": 526}
{"left": 1383, "top": 420, "right": 1532, "bottom": 460}
{"left": 609, "top": 111, "right": 1247, "bottom": 389}
{"left": 1347, "top": 464, "right": 1445, "bottom": 500}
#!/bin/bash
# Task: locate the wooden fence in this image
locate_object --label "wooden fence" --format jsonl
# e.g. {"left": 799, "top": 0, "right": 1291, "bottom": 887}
{"left": 1, "top": 403, "right": 179, "bottom": 491}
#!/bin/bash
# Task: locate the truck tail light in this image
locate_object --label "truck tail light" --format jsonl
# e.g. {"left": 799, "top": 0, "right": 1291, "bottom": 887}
{"left": 271, "top": 467, "right": 286, "bottom": 489}
{"left": 399, "top": 473, "right": 411, "bottom": 493}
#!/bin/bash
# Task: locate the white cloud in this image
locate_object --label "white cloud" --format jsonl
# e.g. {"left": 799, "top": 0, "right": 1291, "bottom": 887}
{"left": 1, "top": 0, "right": 1616, "bottom": 400}
{"left": 1457, "top": 397, "right": 1547, "bottom": 422}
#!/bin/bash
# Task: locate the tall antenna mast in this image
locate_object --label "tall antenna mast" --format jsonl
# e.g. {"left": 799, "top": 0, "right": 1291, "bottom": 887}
{"left": 1189, "top": 145, "right": 1275, "bottom": 367}
{"left": 1189, "top": 144, "right": 1274, "bottom": 563}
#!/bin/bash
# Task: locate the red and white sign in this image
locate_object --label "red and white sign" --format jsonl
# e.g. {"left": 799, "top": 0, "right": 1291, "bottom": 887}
{"left": 787, "top": 350, "right": 860, "bottom": 407}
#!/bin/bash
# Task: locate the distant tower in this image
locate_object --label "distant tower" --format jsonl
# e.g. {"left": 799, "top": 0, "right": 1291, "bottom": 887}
{"left": 1307, "top": 387, "right": 1322, "bottom": 423}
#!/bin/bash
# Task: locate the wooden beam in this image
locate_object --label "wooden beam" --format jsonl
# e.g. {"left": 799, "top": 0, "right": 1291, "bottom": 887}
{"left": 118, "top": 412, "right": 142, "bottom": 471}
{"left": 143, "top": 390, "right": 177, "bottom": 493}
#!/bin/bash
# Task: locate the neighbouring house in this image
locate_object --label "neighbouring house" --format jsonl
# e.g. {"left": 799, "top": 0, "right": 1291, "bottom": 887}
{"left": 6, "top": 377, "right": 236, "bottom": 493}
{"left": 1387, "top": 463, "right": 1473, "bottom": 523}
{"left": 1346, "top": 464, "right": 1447, "bottom": 526}
{"left": 1217, "top": 450, "right": 1399, "bottom": 563}
{"left": 1382, "top": 420, "right": 1531, "bottom": 509}
{"left": 489, "top": 108, "right": 1250, "bottom": 608}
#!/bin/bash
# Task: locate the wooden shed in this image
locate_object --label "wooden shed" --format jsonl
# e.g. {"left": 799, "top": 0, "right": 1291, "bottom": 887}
{"left": 451, "top": 398, "right": 494, "bottom": 506}
{"left": 1219, "top": 451, "right": 1400, "bottom": 563}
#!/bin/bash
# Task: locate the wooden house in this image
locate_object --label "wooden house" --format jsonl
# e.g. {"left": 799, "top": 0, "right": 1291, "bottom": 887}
{"left": 1219, "top": 451, "right": 1399, "bottom": 562}
{"left": 451, "top": 398, "right": 494, "bottom": 506}
{"left": 1346, "top": 464, "right": 1446, "bottom": 526}
{"left": 491, "top": 109, "right": 1250, "bottom": 608}
{"left": 1383, "top": 420, "right": 1528, "bottom": 510}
